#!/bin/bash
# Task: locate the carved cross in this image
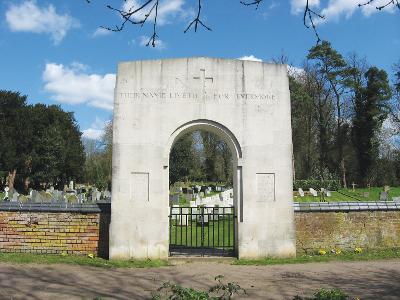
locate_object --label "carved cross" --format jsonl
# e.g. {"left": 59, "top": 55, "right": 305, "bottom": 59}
{"left": 193, "top": 68, "right": 213, "bottom": 97}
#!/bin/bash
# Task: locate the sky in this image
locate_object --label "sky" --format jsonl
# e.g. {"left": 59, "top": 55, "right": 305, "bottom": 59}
{"left": 0, "top": 0, "right": 399, "bottom": 140}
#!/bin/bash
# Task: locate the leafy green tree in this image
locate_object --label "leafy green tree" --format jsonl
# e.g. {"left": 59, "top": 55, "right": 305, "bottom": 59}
{"left": 351, "top": 67, "right": 392, "bottom": 184}
{"left": 304, "top": 63, "right": 336, "bottom": 180}
{"left": 0, "top": 91, "right": 85, "bottom": 193}
{"left": 289, "top": 74, "right": 317, "bottom": 180}
{"left": 218, "top": 141, "right": 233, "bottom": 185}
{"left": 168, "top": 130, "right": 233, "bottom": 185}
{"left": 200, "top": 131, "right": 232, "bottom": 183}
{"left": 26, "top": 104, "right": 85, "bottom": 190}
{"left": 307, "top": 41, "right": 350, "bottom": 187}
{"left": 83, "top": 121, "right": 112, "bottom": 190}
{"left": 169, "top": 133, "right": 197, "bottom": 184}
{"left": 201, "top": 131, "right": 219, "bottom": 182}
{"left": 0, "top": 91, "right": 30, "bottom": 192}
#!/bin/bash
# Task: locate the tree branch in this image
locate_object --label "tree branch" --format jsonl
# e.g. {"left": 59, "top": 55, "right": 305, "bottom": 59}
{"left": 240, "top": 0, "right": 325, "bottom": 44}
{"left": 184, "top": 0, "right": 212, "bottom": 33}
{"left": 101, "top": 0, "right": 159, "bottom": 47}
{"left": 86, "top": 0, "right": 397, "bottom": 47}
{"left": 358, "top": 0, "right": 400, "bottom": 11}
{"left": 303, "top": 0, "right": 325, "bottom": 44}
{"left": 240, "top": 0, "right": 263, "bottom": 9}
{"left": 94, "top": 0, "right": 211, "bottom": 46}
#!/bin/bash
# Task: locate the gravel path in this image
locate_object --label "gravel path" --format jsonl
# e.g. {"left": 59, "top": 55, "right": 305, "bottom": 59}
{"left": 0, "top": 259, "right": 399, "bottom": 300}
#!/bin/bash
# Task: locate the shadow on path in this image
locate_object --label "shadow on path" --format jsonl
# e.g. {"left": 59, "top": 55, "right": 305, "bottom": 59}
{"left": 0, "top": 260, "right": 399, "bottom": 299}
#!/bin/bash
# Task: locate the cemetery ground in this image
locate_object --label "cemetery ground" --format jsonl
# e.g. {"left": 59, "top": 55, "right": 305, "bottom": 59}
{"left": 294, "top": 186, "right": 400, "bottom": 202}
{"left": 0, "top": 255, "right": 399, "bottom": 299}
{"left": 2, "top": 186, "right": 399, "bottom": 204}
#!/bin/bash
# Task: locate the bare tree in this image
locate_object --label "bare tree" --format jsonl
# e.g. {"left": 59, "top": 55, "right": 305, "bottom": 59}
{"left": 359, "top": 0, "right": 400, "bottom": 11}
{"left": 86, "top": 0, "right": 398, "bottom": 47}
{"left": 97, "top": 0, "right": 210, "bottom": 47}
{"left": 389, "top": 61, "right": 400, "bottom": 133}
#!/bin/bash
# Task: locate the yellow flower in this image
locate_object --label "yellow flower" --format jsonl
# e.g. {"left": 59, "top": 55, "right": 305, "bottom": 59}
{"left": 88, "top": 253, "right": 94, "bottom": 259}
{"left": 354, "top": 247, "right": 363, "bottom": 253}
{"left": 318, "top": 249, "right": 327, "bottom": 255}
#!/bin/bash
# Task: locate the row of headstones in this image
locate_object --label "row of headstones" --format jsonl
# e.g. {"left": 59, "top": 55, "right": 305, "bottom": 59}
{"left": 2, "top": 186, "right": 111, "bottom": 203}
{"left": 170, "top": 189, "right": 234, "bottom": 207}
{"left": 171, "top": 205, "right": 234, "bottom": 225}
{"left": 298, "top": 188, "right": 332, "bottom": 197}
{"left": 176, "top": 185, "right": 227, "bottom": 195}
{"left": 298, "top": 187, "right": 399, "bottom": 201}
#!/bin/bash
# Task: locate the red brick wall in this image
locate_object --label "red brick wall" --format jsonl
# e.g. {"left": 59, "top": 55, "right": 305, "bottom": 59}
{"left": 1, "top": 209, "right": 399, "bottom": 256}
{"left": 0, "top": 212, "right": 100, "bottom": 255}
{"left": 295, "top": 211, "right": 400, "bottom": 254}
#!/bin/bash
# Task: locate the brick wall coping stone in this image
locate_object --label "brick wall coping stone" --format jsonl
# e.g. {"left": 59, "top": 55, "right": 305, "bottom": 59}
{"left": 293, "top": 201, "right": 400, "bottom": 212}
{"left": 1, "top": 201, "right": 399, "bottom": 213}
{"left": 0, "top": 201, "right": 111, "bottom": 213}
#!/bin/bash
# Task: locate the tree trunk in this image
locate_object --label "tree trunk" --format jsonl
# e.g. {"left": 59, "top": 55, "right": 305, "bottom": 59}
{"left": 7, "top": 169, "right": 16, "bottom": 193}
{"left": 292, "top": 153, "right": 296, "bottom": 182}
{"left": 341, "top": 158, "right": 347, "bottom": 189}
{"left": 24, "top": 177, "right": 30, "bottom": 193}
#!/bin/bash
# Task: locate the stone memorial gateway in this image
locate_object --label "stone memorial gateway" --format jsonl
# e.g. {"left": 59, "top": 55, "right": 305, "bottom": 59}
{"left": 110, "top": 57, "right": 296, "bottom": 259}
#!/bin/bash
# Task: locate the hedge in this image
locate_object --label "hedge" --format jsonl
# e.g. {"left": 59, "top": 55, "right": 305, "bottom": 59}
{"left": 293, "top": 179, "right": 341, "bottom": 191}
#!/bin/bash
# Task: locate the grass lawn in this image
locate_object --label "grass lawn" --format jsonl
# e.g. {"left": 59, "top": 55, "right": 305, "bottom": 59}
{"left": 295, "top": 187, "right": 400, "bottom": 202}
{"left": 234, "top": 248, "right": 400, "bottom": 266}
{"left": 0, "top": 252, "right": 168, "bottom": 268}
{"left": 170, "top": 217, "right": 234, "bottom": 248}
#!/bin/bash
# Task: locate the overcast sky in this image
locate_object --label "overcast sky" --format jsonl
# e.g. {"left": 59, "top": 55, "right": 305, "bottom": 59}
{"left": 0, "top": 0, "right": 399, "bottom": 139}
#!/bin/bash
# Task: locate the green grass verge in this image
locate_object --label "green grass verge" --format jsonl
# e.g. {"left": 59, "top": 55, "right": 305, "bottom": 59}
{"left": 0, "top": 249, "right": 399, "bottom": 269}
{"left": 234, "top": 248, "right": 400, "bottom": 266}
{"left": 0, "top": 252, "right": 169, "bottom": 268}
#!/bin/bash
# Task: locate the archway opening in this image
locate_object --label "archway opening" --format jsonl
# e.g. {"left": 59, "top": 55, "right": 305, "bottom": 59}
{"left": 167, "top": 122, "right": 241, "bottom": 257}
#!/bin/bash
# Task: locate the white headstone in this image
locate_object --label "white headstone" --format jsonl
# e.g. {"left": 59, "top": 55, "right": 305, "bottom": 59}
{"left": 3, "top": 187, "right": 9, "bottom": 200}
{"left": 309, "top": 188, "right": 318, "bottom": 197}
{"left": 12, "top": 192, "right": 19, "bottom": 202}
{"left": 179, "top": 207, "right": 189, "bottom": 226}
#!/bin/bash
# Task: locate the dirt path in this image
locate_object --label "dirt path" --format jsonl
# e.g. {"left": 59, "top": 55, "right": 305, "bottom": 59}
{"left": 0, "top": 260, "right": 399, "bottom": 300}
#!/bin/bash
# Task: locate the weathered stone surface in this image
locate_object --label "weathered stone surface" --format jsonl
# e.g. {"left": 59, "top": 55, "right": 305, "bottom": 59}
{"left": 110, "top": 57, "right": 295, "bottom": 259}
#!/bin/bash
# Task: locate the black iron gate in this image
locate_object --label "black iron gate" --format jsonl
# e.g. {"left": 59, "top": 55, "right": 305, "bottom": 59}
{"left": 169, "top": 206, "right": 236, "bottom": 257}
